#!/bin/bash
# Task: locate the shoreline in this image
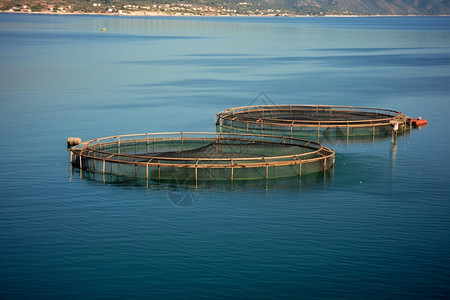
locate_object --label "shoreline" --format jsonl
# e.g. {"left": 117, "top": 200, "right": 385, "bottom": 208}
{"left": 1, "top": 10, "right": 449, "bottom": 18}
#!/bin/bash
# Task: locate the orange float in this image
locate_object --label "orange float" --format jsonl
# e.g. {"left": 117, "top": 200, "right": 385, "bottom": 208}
{"left": 411, "top": 118, "right": 428, "bottom": 127}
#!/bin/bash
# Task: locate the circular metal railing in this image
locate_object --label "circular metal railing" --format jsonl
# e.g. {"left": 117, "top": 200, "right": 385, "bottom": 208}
{"left": 69, "top": 132, "right": 335, "bottom": 182}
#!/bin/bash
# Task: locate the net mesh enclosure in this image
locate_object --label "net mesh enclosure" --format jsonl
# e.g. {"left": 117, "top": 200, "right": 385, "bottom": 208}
{"left": 216, "top": 105, "right": 413, "bottom": 143}
{"left": 68, "top": 132, "right": 335, "bottom": 183}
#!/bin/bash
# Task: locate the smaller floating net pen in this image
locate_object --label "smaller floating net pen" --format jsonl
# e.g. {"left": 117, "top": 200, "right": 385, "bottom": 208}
{"left": 216, "top": 105, "right": 413, "bottom": 142}
{"left": 68, "top": 132, "right": 335, "bottom": 182}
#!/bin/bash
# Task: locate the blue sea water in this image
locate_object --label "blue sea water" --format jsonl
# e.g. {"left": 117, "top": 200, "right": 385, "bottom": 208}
{"left": 1, "top": 14, "right": 450, "bottom": 299}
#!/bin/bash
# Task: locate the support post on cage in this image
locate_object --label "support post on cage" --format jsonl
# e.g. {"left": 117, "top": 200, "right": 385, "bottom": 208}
{"left": 294, "top": 155, "right": 302, "bottom": 183}
{"left": 146, "top": 159, "right": 153, "bottom": 190}
{"left": 263, "top": 158, "right": 269, "bottom": 180}
{"left": 181, "top": 132, "right": 184, "bottom": 151}
{"left": 195, "top": 160, "right": 199, "bottom": 187}
{"left": 299, "top": 161, "right": 303, "bottom": 184}
{"left": 291, "top": 121, "right": 295, "bottom": 138}
{"left": 230, "top": 159, "right": 234, "bottom": 182}
{"left": 317, "top": 122, "right": 320, "bottom": 142}
{"left": 78, "top": 151, "right": 83, "bottom": 179}
{"left": 346, "top": 122, "right": 350, "bottom": 144}
{"left": 158, "top": 165, "right": 160, "bottom": 182}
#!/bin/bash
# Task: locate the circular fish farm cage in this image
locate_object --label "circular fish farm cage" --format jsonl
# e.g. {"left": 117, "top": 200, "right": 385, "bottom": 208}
{"left": 68, "top": 132, "right": 335, "bottom": 183}
{"left": 216, "top": 105, "right": 412, "bottom": 142}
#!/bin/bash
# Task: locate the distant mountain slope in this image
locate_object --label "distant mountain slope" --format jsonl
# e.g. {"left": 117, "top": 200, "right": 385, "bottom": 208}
{"left": 275, "top": 0, "right": 450, "bottom": 15}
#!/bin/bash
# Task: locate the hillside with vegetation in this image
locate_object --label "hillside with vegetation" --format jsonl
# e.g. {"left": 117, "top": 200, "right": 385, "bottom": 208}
{"left": 1, "top": 0, "right": 449, "bottom": 16}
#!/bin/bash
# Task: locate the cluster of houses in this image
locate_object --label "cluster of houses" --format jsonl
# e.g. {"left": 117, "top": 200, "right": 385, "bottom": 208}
{"left": 2, "top": 2, "right": 292, "bottom": 16}
{"left": 3, "top": 4, "right": 73, "bottom": 13}
{"left": 114, "top": 3, "right": 290, "bottom": 16}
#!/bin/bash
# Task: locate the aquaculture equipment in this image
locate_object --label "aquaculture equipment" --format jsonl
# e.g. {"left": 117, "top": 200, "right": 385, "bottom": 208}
{"left": 68, "top": 132, "right": 335, "bottom": 183}
{"left": 411, "top": 117, "right": 428, "bottom": 127}
{"left": 216, "top": 105, "right": 415, "bottom": 142}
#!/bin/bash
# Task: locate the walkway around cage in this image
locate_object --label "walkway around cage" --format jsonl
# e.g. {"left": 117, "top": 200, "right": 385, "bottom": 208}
{"left": 68, "top": 132, "right": 335, "bottom": 183}
{"left": 216, "top": 105, "right": 413, "bottom": 143}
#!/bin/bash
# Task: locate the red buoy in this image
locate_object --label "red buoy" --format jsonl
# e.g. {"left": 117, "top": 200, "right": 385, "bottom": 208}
{"left": 411, "top": 118, "right": 428, "bottom": 127}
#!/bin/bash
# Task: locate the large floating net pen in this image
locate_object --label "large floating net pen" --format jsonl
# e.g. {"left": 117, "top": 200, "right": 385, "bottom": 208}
{"left": 68, "top": 132, "right": 335, "bottom": 182}
{"left": 216, "top": 105, "right": 412, "bottom": 142}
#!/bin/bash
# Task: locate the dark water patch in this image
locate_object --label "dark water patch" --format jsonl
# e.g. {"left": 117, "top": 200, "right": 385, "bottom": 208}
{"left": 100, "top": 100, "right": 175, "bottom": 110}
{"left": 120, "top": 51, "right": 450, "bottom": 69}
{"left": 120, "top": 57, "right": 263, "bottom": 67}
{"left": 0, "top": 31, "right": 203, "bottom": 44}
{"left": 312, "top": 47, "right": 430, "bottom": 52}
{"left": 272, "top": 71, "right": 450, "bottom": 96}
{"left": 130, "top": 78, "right": 253, "bottom": 89}
{"left": 250, "top": 53, "right": 450, "bottom": 68}
{"left": 314, "top": 53, "right": 450, "bottom": 68}
{"left": 185, "top": 53, "right": 262, "bottom": 57}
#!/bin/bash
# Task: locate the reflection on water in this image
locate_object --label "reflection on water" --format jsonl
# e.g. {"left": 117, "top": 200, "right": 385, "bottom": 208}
{"left": 70, "top": 167, "right": 334, "bottom": 189}
{"left": 69, "top": 165, "right": 334, "bottom": 207}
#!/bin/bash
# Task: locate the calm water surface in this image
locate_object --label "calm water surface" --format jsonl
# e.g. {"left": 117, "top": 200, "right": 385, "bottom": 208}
{"left": 0, "top": 14, "right": 449, "bottom": 299}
